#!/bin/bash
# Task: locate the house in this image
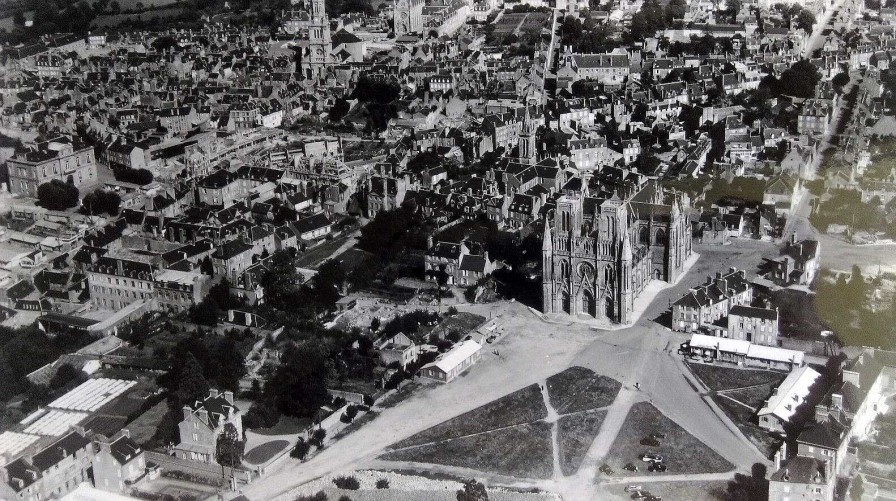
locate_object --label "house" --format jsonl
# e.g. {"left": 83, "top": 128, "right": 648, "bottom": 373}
{"left": 376, "top": 332, "right": 420, "bottom": 369}
{"left": 420, "top": 340, "right": 482, "bottom": 383}
{"left": 424, "top": 240, "right": 498, "bottom": 287}
{"left": 92, "top": 431, "right": 146, "bottom": 494}
{"left": 727, "top": 305, "right": 779, "bottom": 346}
{"left": 686, "top": 333, "right": 805, "bottom": 370}
{"left": 175, "top": 389, "right": 242, "bottom": 463}
{"left": 758, "top": 366, "right": 821, "bottom": 433}
{"left": 7, "top": 137, "right": 98, "bottom": 198}
{"left": 768, "top": 455, "right": 834, "bottom": 501}
{"left": 291, "top": 213, "right": 332, "bottom": 241}
{"left": 671, "top": 268, "right": 752, "bottom": 332}
{"left": 0, "top": 432, "right": 93, "bottom": 501}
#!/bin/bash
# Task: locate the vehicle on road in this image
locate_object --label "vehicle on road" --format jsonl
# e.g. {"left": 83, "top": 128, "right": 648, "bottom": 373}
{"left": 648, "top": 462, "right": 668, "bottom": 472}
{"left": 640, "top": 453, "right": 664, "bottom": 463}
{"left": 630, "top": 491, "right": 651, "bottom": 500}
{"left": 624, "top": 485, "right": 642, "bottom": 493}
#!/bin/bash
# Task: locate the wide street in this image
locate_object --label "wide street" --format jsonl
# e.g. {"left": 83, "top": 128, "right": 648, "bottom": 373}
{"left": 239, "top": 239, "right": 780, "bottom": 501}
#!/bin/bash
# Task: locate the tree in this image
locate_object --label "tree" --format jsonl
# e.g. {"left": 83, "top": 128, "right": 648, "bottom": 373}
{"left": 189, "top": 297, "right": 220, "bottom": 326}
{"left": 832, "top": 72, "right": 850, "bottom": 91}
{"left": 457, "top": 480, "right": 488, "bottom": 501}
{"left": 795, "top": 10, "right": 816, "bottom": 32}
{"left": 291, "top": 437, "right": 310, "bottom": 460}
{"left": 115, "top": 167, "right": 153, "bottom": 185}
{"left": 215, "top": 422, "right": 244, "bottom": 481}
{"left": 37, "top": 180, "right": 79, "bottom": 211}
{"left": 49, "top": 364, "right": 86, "bottom": 390}
{"left": 851, "top": 474, "right": 864, "bottom": 501}
{"left": 109, "top": 0, "right": 120, "bottom": 12}
{"left": 268, "top": 343, "right": 330, "bottom": 418}
{"left": 435, "top": 264, "right": 449, "bottom": 305}
{"left": 12, "top": 12, "right": 25, "bottom": 26}
{"left": 81, "top": 189, "right": 121, "bottom": 216}
{"left": 329, "top": 98, "right": 350, "bottom": 122}
{"left": 172, "top": 352, "right": 209, "bottom": 405}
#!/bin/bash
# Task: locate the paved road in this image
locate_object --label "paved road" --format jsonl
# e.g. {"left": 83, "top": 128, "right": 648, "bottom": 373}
{"left": 802, "top": 0, "right": 849, "bottom": 58}
{"left": 240, "top": 242, "right": 779, "bottom": 501}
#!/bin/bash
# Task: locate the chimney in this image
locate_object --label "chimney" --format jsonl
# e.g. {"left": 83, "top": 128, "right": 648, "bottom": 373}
{"left": 209, "top": 388, "right": 218, "bottom": 399}
{"left": 223, "top": 391, "right": 234, "bottom": 404}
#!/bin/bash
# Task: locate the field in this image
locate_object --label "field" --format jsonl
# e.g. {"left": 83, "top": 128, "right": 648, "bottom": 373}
{"left": 605, "top": 402, "right": 734, "bottom": 475}
{"left": 558, "top": 410, "right": 607, "bottom": 475}
{"left": 687, "top": 363, "right": 787, "bottom": 391}
{"left": 381, "top": 421, "right": 554, "bottom": 479}
{"left": 389, "top": 383, "right": 546, "bottom": 449}
{"left": 294, "top": 233, "right": 356, "bottom": 269}
{"left": 713, "top": 384, "right": 783, "bottom": 458}
{"left": 608, "top": 480, "right": 730, "bottom": 501}
{"left": 546, "top": 366, "right": 621, "bottom": 414}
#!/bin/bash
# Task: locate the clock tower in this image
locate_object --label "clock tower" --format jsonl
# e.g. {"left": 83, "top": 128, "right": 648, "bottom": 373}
{"left": 305, "top": 0, "right": 332, "bottom": 80}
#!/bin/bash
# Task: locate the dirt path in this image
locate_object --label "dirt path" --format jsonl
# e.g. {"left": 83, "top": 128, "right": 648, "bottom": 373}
{"left": 539, "top": 381, "right": 562, "bottom": 481}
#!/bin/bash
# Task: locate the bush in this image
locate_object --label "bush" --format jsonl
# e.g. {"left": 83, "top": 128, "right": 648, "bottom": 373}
{"left": 338, "top": 497, "right": 352, "bottom": 501}
{"left": 36, "top": 179, "right": 79, "bottom": 211}
{"left": 295, "top": 493, "right": 328, "bottom": 501}
{"left": 332, "top": 476, "right": 360, "bottom": 490}
{"left": 115, "top": 167, "right": 153, "bottom": 185}
{"left": 376, "top": 478, "right": 389, "bottom": 489}
{"left": 446, "top": 306, "right": 458, "bottom": 315}
{"left": 243, "top": 402, "right": 281, "bottom": 430}
{"left": 345, "top": 405, "right": 359, "bottom": 420}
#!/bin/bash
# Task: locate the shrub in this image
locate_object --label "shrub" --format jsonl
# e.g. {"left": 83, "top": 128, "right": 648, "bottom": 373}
{"left": 115, "top": 167, "right": 153, "bottom": 185}
{"left": 639, "top": 436, "right": 660, "bottom": 447}
{"left": 310, "top": 428, "right": 326, "bottom": 447}
{"left": 338, "top": 497, "right": 352, "bottom": 501}
{"left": 295, "top": 493, "right": 328, "bottom": 501}
{"left": 376, "top": 478, "right": 389, "bottom": 489}
{"left": 339, "top": 412, "right": 353, "bottom": 424}
{"left": 446, "top": 306, "right": 458, "bottom": 315}
{"left": 332, "top": 476, "right": 360, "bottom": 490}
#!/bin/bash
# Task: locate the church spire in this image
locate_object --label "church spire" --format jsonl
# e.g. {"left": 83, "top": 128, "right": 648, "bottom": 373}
{"left": 542, "top": 215, "right": 553, "bottom": 251}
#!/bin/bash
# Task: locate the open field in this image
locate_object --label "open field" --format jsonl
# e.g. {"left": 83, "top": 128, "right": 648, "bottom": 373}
{"left": 388, "top": 383, "right": 546, "bottom": 449}
{"left": 381, "top": 421, "right": 554, "bottom": 479}
{"left": 558, "top": 410, "right": 607, "bottom": 476}
{"left": 294, "top": 233, "right": 356, "bottom": 269}
{"left": 546, "top": 366, "right": 620, "bottom": 414}
{"left": 605, "top": 402, "right": 734, "bottom": 475}
{"left": 688, "top": 363, "right": 787, "bottom": 391}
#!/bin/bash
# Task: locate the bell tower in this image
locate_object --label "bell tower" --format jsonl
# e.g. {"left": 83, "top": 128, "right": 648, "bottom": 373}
{"left": 518, "top": 106, "right": 536, "bottom": 164}
{"left": 306, "top": 0, "right": 332, "bottom": 80}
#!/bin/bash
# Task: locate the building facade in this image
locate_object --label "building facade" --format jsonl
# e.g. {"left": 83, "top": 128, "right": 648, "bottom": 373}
{"left": 394, "top": 0, "right": 424, "bottom": 36}
{"left": 542, "top": 185, "right": 691, "bottom": 323}
{"left": 7, "top": 140, "right": 97, "bottom": 197}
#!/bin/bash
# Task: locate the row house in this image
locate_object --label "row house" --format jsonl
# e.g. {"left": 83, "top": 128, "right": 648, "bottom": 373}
{"left": 671, "top": 268, "right": 752, "bottom": 332}
{"left": 87, "top": 256, "right": 156, "bottom": 311}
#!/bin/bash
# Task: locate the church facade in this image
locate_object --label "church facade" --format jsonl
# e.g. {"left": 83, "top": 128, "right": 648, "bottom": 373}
{"left": 393, "top": 0, "right": 424, "bottom": 36}
{"left": 542, "top": 184, "right": 692, "bottom": 323}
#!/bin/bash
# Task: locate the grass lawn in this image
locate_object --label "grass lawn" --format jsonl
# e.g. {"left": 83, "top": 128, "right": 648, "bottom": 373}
{"left": 243, "top": 440, "right": 290, "bottom": 465}
{"left": 389, "top": 384, "right": 546, "bottom": 449}
{"left": 619, "top": 480, "right": 730, "bottom": 501}
{"left": 127, "top": 401, "right": 170, "bottom": 446}
{"left": 294, "top": 234, "right": 354, "bottom": 269}
{"left": 252, "top": 415, "right": 313, "bottom": 436}
{"left": 606, "top": 402, "right": 733, "bottom": 476}
{"left": 688, "top": 363, "right": 787, "bottom": 391}
{"left": 558, "top": 410, "right": 607, "bottom": 476}
{"left": 381, "top": 421, "right": 554, "bottom": 479}
{"left": 546, "top": 366, "right": 621, "bottom": 414}
{"left": 713, "top": 386, "right": 782, "bottom": 459}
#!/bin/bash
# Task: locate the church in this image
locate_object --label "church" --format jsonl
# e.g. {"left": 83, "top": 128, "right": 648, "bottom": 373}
{"left": 542, "top": 183, "right": 692, "bottom": 323}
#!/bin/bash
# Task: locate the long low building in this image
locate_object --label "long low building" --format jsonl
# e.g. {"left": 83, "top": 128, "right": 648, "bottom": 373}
{"left": 419, "top": 340, "right": 482, "bottom": 383}
{"left": 758, "top": 366, "right": 821, "bottom": 433}
{"left": 687, "top": 333, "right": 805, "bottom": 371}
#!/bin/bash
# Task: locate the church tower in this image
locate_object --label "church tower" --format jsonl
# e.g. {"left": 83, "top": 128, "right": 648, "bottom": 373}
{"left": 518, "top": 107, "right": 536, "bottom": 164}
{"left": 305, "top": 0, "right": 332, "bottom": 80}
{"left": 618, "top": 228, "right": 633, "bottom": 324}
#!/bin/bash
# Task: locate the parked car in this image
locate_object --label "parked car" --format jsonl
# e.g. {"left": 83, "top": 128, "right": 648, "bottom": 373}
{"left": 599, "top": 464, "right": 615, "bottom": 475}
{"left": 640, "top": 453, "right": 664, "bottom": 463}
{"left": 631, "top": 491, "right": 651, "bottom": 500}
{"left": 646, "top": 496, "right": 663, "bottom": 501}
{"left": 624, "top": 462, "right": 639, "bottom": 472}
{"left": 648, "top": 462, "right": 668, "bottom": 472}
{"left": 702, "top": 356, "right": 714, "bottom": 364}
{"left": 677, "top": 342, "right": 690, "bottom": 355}
{"left": 624, "top": 485, "right": 643, "bottom": 493}
{"left": 639, "top": 437, "right": 660, "bottom": 447}
{"left": 688, "top": 354, "right": 702, "bottom": 362}
{"left": 649, "top": 432, "right": 667, "bottom": 439}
